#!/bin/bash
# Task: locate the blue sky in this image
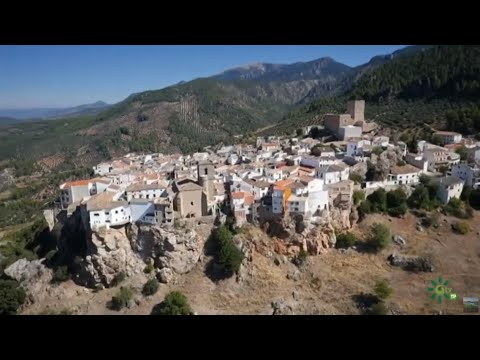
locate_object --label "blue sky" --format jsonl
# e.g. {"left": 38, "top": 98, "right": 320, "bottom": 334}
{"left": 0, "top": 45, "right": 406, "bottom": 109}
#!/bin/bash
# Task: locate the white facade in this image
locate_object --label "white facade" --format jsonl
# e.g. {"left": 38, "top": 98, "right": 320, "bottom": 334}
{"left": 372, "top": 136, "right": 389, "bottom": 148}
{"left": 338, "top": 125, "right": 362, "bottom": 140}
{"left": 307, "top": 190, "right": 330, "bottom": 215}
{"left": 89, "top": 204, "right": 131, "bottom": 230}
{"left": 126, "top": 187, "right": 166, "bottom": 201}
{"left": 301, "top": 155, "right": 337, "bottom": 168}
{"left": 265, "top": 168, "right": 283, "bottom": 182}
{"left": 388, "top": 170, "right": 421, "bottom": 185}
{"left": 434, "top": 132, "right": 462, "bottom": 145}
{"left": 449, "top": 163, "right": 480, "bottom": 189}
{"left": 346, "top": 140, "right": 371, "bottom": 158}
{"left": 316, "top": 165, "right": 350, "bottom": 185}
{"left": 436, "top": 177, "right": 464, "bottom": 204}
{"left": 93, "top": 162, "right": 112, "bottom": 176}
{"left": 227, "top": 153, "right": 239, "bottom": 165}
{"left": 406, "top": 153, "right": 429, "bottom": 173}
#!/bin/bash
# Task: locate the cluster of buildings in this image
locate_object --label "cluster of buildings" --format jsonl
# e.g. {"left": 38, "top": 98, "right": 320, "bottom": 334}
{"left": 58, "top": 100, "right": 480, "bottom": 232}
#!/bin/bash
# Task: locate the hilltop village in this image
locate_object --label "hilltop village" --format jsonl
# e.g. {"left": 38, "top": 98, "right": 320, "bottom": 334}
{"left": 57, "top": 100, "right": 479, "bottom": 234}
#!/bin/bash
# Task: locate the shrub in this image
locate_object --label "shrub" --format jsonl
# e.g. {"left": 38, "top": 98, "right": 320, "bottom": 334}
{"left": 0, "top": 279, "right": 26, "bottom": 315}
{"left": 461, "top": 186, "right": 472, "bottom": 202}
{"left": 293, "top": 248, "right": 308, "bottom": 267}
{"left": 469, "top": 189, "right": 480, "bottom": 210}
{"left": 367, "top": 302, "right": 388, "bottom": 315}
{"left": 154, "top": 291, "right": 193, "bottom": 315}
{"left": 374, "top": 280, "right": 393, "bottom": 300}
{"left": 142, "top": 279, "right": 159, "bottom": 297}
{"left": 52, "top": 266, "right": 70, "bottom": 283}
{"left": 350, "top": 173, "right": 364, "bottom": 185}
{"left": 143, "top": 264, "right": 154, "bottom": 274}
{"left": 218, "top": 239, "right": 244, "bottom": 275}
{"left": 111, "top": 271, "right": 126, "bottom": 287}
{"left": 452, "top": 221, "right": 470, "bottom": 235}
{"left": 336, "top": 232, "right": 357, "bottom": 249}
{"left": 387, "top": 203, "right": 408, "bottom": 217}
{"left": 39, "top": 308, "right": 73, "bottom": 315}
{"left": 119, "top": 127, "right": 130, "bottom": 135}
{"left": 367, "top": 188, "right": 387, "bottom": 212}
{"left": 212, "top": 225, "right": 244, "bottom": 276}
{"left": 367, "top": 223, "right": 391, "bottom": 252}
{"left": 358, "top": 199, "right": 372, "bottom": 219}
{"left": 353, "top": 190, "right": 365, "bottom": 205}
{"left": 110, "top": 286, "right": 134, "bottom": 311}
{"left": 386, "top": 188, "right": 407, "bottom": 209}
{"left": 422, "top": 213, "right": 440, "bottom": 228}
{"left": 371, "top": 147, "right": 384, "bottom": 156}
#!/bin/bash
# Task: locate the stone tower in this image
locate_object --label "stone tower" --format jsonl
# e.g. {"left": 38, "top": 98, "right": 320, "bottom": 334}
{"left": 197, "top": 161, "right": 215, "bottom": 203}
{"left": 347, "top": 100, "right": 365, "bottom": 122}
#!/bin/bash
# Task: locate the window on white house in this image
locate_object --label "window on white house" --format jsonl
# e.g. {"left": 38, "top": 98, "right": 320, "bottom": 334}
{"left": 115, "top": 210, "right": 118, "bottom": 214}
{"left": 191, "top": 201, "right": 194, "bottom": 206}
{"left": 105, "top": 212, "right": 109, "bottom": 215}
{"left": 94, "top": 213, "right": 99, "bottom": 217}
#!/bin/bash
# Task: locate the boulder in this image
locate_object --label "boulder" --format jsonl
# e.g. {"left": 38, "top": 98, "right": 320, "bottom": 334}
{"left": 5, "top": 258, "right": 51, "bottom": 283}
{"left": 157, "top": 267, "right": 174, "bottom": 284}
{"left": 388, "top": 253, "right": 434, "bottom": 272}
{"left": 4, "top": 258, "right": 53, "bottom": 305}
{"left": 271, "top": 299, "right": 294, "bottom": 315}
{"left": 287, "top": 269, "right": 301, "bottom": 281}
{"left": 393, "top": 235, "right": 407, "bottom": 247}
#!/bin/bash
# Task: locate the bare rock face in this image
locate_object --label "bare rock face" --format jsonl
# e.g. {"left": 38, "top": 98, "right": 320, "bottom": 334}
{"left": 303, "top": 223, "right": 336, "bottom": 255}
{"left": 351, "top": 162, "right": 368, "bottom": 178}
{"left": 73, "top": 227, "right": 145, "bottom": 288}
{"left": 5, "top": 258, "right": 53, "bottom": 305}
{"left": 349, "top": 207, "right": 359, "bottom": 226}
{"left": 130, "top": 223, "right": 207, "bottom": 277}
{"left": 329, "top": 207, "right": 352, "bottom": 231}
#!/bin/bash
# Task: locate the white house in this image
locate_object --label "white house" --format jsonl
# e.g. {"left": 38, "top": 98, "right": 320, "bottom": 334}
{"left": 285, "top": 155, "right": 302, "bottom": 166}
{"left": 372, "top": 136, "right": 390, "bottom": 148}
{"left": 449, "top": 163, "right": 480, "bottom": 189}
{"left": 338, "top": 125, "right": 362, "bottom": 140}
{"left": 93, "top": 162, "right": 112, "bottom": 176}
{"left": 265, "top": 168, "right": 283, "bottom": 183}
{"left": 126, "top": 182, "right": 167, "bottom": 201}
{"left": 346, "top": 139, "right": 371, "bottom": 158}
{"left": 85, "top": 191, "right": 131, "bottom": 230}
{"left": 405, "top": 153, "right": 429, "bottom": 173}
{"left": 423, "top": 147, "right": 460, "bottom": 172}
{"left": 227, "top": 153, "right": 239, "bottom": 165}
{"left": 433, "top": 131, "right": 462, "bottom": 145}
{"left": 435, "top": 176, "right": 464, "bottom": 204}
{"left": 316, "top": 163, "right": 350, "bottom": 185}
{"left": 230, "top": 191, "right": 254, "bottom": 225}
{"left": 301, "top": 155, "right": 337, "bottom": 168}
{"left": 240, "top": 178, "right": 271, "bottom": 200}
{"left": 388, "top": 164, "right": 422, "bottom": 185}
{"left": 130, "top": 199, "right": 156, "bottom": 224}
{"left": 60, "top": 178, "right": 112, "bottom": 211}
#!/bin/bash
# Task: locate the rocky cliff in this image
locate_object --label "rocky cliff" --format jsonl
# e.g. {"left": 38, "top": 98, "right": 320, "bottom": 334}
{"left": 129, "top": 223, "right": 210, "bottom": 283}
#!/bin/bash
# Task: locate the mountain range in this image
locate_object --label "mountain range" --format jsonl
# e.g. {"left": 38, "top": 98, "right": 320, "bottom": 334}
{"left": 0, "top": 101, "right": 111, "bottom": 122}
{"left": 3, "top": 44, "right": 478, "bottom": 171}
